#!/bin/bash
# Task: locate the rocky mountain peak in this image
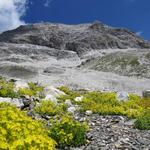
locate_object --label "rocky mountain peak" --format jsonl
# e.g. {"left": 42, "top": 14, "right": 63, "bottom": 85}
{"left": 0, "top": 22, "right": 150, "bottom": 93}
{"left": 0, "top": 22, "right": 150, "bottom": 56}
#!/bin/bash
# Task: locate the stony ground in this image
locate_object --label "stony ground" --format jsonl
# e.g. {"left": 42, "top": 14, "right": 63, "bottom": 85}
{"left": 0, "top": 79, "right": 150, "bottom": 150}
{"left": 71, "top": 114, "right": 150, "bottom": 150}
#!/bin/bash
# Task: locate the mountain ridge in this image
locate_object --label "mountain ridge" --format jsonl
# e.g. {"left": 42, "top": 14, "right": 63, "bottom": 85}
{"left": 0, "top": 22, "right": 150, "bottom": 56}
{"left": 0, "top": 21, "right": 150, "bottom": 94}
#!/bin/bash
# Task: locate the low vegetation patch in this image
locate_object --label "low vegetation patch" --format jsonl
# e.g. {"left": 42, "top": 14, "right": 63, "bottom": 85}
{"left": 34, "top": 100, "right": 67, "bottom": 116}
{"left": 18, "top": 82, "right": 45, "bottom": 98}
{"left": 0, "top": 102, "right": 56, "bottom": 150}
{"left": 0, "top": 77, "right": 18, "bottom": 98}
{"left": 49, "top": 114, "right": 89, "bottom": 148}
{"left": 134, "top": 109, "right": 150, "bottom": 130}
{"left": 0, "top": 77, "right": 44, "bottom": 98}
{"left": 80, "top": 52, "right": 150, "bottom": 78}
{"left": 0, "top": 102, "right": 88, "bottom": 149}
{"left": 79, "top": 92, "right": 143, "bottom": 118}
{"left": 58, "top": 86, "right": 150, "bottom": 130}
{"left": 145, "top": 52, "right": 150, "bottom": 59}
{"left": 58, "top": 86, "right": 81, "bottom": 103}
{"left": 0, "top": 79, "right": 89, "bottom": 148}
{"left": 0, "top": 78, "right": 149, "bottom": 149}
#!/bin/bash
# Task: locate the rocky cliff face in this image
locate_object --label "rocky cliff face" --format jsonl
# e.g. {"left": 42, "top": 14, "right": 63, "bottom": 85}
{"left": 0, "top": 22, "right": 150, "bottom": 94}
{"left": 0, "top": 22, "right": 150, "bottom": 56}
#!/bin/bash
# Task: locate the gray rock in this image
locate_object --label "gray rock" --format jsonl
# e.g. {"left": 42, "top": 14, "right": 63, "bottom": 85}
{"left": 74, "top": 96, "right": 84, "bottom": 102}
{"left": 44, "top": 86, "right": 65, "bottom": 103}
{"left": 14, "top": 80, "right": 29, "bottom": 91}
{"left": 44, "top": 86, "right": 65, "bottom": 98}
{"left": 22, "top": 95, "right": 33, "bottom": 107}
{"left": 45, "top": 94, "right": 58, "bottom": 103}
{"left": 22, "top": 97, "right": 31, "bottom": 106}
{"left": 74, "top": 114, "right": 150, "bottom": 150}
{"left": 117, "top": 91, "right": 129, "bottom": 101}
{"left": 0, "top": 97, "right": 24, "bottom": 108}
{"left": 44, "top": 66, "right": 65, "bottom": 74}
{"left": 29, "top": 102, "right": 35, "bottom": 110}
{"left": 85, "top": 110, "right": 93, "bottom": 116}
{"left": 57, "top": 50, "right": 80, "bottom": 60}
{"left": 142, "top": 90, "right": 150, "bottom": 98}
{"left": 65, "top": 99, "right": 72, "bottom": 106}
{"left": 67, "top": 106, "right": 76, "bottom": 114}
{"left": 0, "top": 22, "right": 150, "bottom": 55}
{"left": 124, "top": 119, "right": 137, "bottom": 126}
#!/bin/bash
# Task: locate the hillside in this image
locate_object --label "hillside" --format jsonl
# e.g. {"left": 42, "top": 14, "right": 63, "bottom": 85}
{"left": 0, "top": 22, "right": 150, "bottom": 55}
{"left": 0, "top": 77, "right": 150, "bottom": 149}
{"left": 0, "top": 22, "right": 150, "bottom": 149}
{"left": 80, "top": 49, "right": 150, "bottom": 78}
{"left": 0, "top": 22, "right": 150, "bottom": 94}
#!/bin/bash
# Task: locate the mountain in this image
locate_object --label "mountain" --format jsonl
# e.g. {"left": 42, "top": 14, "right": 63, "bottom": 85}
{"left": 0, "top": 21, "right": 150, "bottom": 94}
{"left": 0, "top": 22, "right": 150, "bottom": 55}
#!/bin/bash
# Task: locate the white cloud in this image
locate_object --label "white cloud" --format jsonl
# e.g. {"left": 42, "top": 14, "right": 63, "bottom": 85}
{"left": 136, "top": 31, "right": 143, "bottom": 36}
{"left": 0, "top": 0, "right": 28, "bottom": 33}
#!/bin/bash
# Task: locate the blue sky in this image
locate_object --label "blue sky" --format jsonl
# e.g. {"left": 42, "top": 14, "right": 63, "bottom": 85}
{"left": 0, "top": 0, "right": 149, "bottom": 40}
{"left": 23, "top": 0, "right": 150, "bottom": 40}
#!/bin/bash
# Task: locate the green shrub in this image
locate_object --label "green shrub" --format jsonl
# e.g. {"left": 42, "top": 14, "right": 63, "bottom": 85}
{"left": 0, "top": 78, "right": 44, "bottom": 99}
{"left": 58, "top": 86, "right": 81, "bottom": 103}
{"left": 34, "top": 100, "right": 67, "bottom": 116}
{"left": 134, "top": 109, "right": 150, "bottom": 130}
{"left": 79, "top": 91, "right": 144, "bottom": 118}
{"left": 0, "top": 79, "right": 18, "bottom": 98}
{"left": 129, "top": 58, "right": 140, "bottom": 66}
{"left": 0, "top": 102, "right": 56, "bottom": 149}
{"left": 120, "top": 95, "right": 143, "bottom": 118}
{"left": 58, "top": 86, "right": 71, "bottom": 95}
{"left": 49, "top": 115, "right": 88, "bottom": 148}
{"left": 138, "top": 98, "right": 150, "bottom": 109}
{"left": 80, "top": 92, "right": 120, "bottom": 114}
{"left": 84, "top": 91, "right": 118, "bottom": 105}
{"left": 145, "top": 52, "right": 150, "bottom": 59}
{"left": 18, "top": 88, "right": 36, "bottom": 97}
{"left": 28, "top": 82, "right": 44, "bottom": 94}
{"left": 134, "top": 99, "right": 150, "bottom": 130}
{"left": 18, "top": 82, "right": 45, "bottom": 98}
{"left": 129, "top": 94, "right": 141, "bottom": 101}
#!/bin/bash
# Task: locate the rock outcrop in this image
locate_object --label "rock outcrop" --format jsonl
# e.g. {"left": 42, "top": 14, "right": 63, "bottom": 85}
{"left": 0, "top": 22, "right": 150, "bottom": 56}
{"left": 0, "top": 21, "right": 150, "bottom": 94}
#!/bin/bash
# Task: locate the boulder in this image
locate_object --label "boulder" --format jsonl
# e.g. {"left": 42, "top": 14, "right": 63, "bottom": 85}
{"left": 0, "top": 97, "right": 24, "bottom": 108}
{"left": 14, "top": 80, "right": 29, "bottom": 91}
{"left": 117, "top": 91, "right": 129, "bottom": 101}
{"left": 85, "top": 110, "right": 93, "bottom": 116}
{"left": 75, "top": 96, "right": 84, "bottom": 102}
{"left": 44, "top": 86, "right": 65, "bottom": 103}
{"left": 44, "top": 86, "right": 65, "bottom": 98}
{"left": 65, "top": 99, "right": 72, "bottom": 106}
{"left": 22, "top": 95, "right": 31, "bottom": 105}
{"left": 67, "top": 106, "right": 76, "bottom": 114}
{"left": 45, "top": 94, "right": 58, "bottom": 103}
{"left": 142, "top": 90, "right": 150, "bottom": 98}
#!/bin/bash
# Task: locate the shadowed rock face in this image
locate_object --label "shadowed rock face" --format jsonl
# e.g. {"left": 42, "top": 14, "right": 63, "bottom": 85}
{"left": 0, "top": 22, "right": 150, "bottom": 56}
{"left": 0, "top": 22, "right": 150, "bottom": 93}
